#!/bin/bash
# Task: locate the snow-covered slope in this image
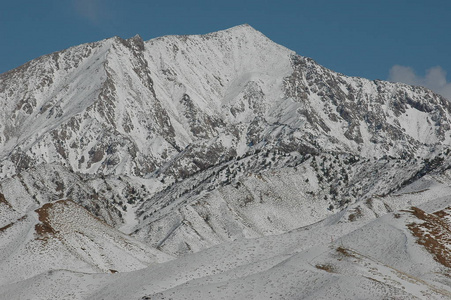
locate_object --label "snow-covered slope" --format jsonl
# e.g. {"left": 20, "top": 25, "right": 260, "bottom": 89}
{"left": 0, "top": 196, "right": 171, "bottom": 287}
{"left": 2, "top": 173, "right": 451, "bottom": 299}
{"left": 1, "top": 24, "right": 451, "bottom": 298}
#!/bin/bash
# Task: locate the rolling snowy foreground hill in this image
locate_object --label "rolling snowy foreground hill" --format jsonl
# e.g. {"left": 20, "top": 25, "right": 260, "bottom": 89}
{"left": 1, "top": 25, "right": 451, "bottom": 299}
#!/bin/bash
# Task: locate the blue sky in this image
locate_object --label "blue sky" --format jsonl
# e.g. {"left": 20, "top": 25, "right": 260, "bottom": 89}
{"left": 1, "top": 0, "right": 450, "bottom": 97}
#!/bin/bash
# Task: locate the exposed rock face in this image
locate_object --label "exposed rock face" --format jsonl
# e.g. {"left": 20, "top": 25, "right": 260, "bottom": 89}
{"left": 1, "top": 24, "right": 451, "bottom": 256}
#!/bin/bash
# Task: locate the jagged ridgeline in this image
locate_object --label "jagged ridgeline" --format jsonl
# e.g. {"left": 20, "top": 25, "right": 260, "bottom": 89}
{"left": 1, "top": 25, "right": 451, "bottom": 299}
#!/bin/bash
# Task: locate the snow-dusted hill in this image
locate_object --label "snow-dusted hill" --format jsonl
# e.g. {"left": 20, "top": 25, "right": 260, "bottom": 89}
{"left": 1, "top": 24, "right": 451, "bottom": 298}
{"left": 2, "top": 173, "right": 451, "bottom": 299}
{"left": 0, "top": 193, "right": 171, "bottom": 286}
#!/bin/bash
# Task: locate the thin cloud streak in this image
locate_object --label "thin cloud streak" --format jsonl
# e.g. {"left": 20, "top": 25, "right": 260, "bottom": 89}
{"left": 72, "top": 0, "right": 104, "bottom": 23}
{"left": 388, "top": 65, "right": 451, "bottom": 100}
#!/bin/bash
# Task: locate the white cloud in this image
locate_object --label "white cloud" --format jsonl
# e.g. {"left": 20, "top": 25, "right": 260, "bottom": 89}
{"left": 388, "top": 65, "right": 451, "bottom": 100}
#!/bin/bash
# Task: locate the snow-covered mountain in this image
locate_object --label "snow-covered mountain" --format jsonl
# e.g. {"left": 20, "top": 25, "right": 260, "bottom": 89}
{"left": 1, "top": 24, "right": 451, "bottom": 299}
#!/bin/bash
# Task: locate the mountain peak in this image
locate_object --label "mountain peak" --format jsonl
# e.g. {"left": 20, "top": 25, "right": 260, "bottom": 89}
{"left": 204, "top": 24, "right": 269, "bottom": 41}
{"left": 220, "top": 23, "right": 258, "bottom": 33}
{"left": 2, "top": 24, "right": 451, "bottom": 299}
